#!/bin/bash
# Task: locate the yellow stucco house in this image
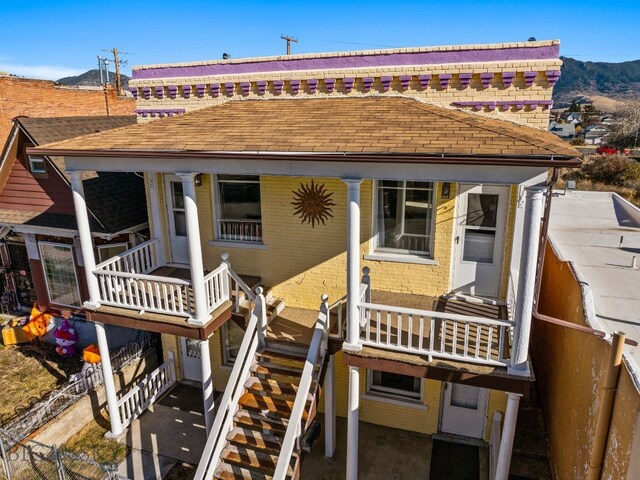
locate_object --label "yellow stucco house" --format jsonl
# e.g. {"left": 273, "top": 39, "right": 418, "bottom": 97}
{"left": 32, "top": 40, "right": 579, "bottom": 479}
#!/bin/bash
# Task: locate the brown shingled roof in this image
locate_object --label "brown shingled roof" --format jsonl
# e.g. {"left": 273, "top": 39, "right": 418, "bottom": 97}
{"left": 31, "top": 97, "right": 580, "bottom": 164}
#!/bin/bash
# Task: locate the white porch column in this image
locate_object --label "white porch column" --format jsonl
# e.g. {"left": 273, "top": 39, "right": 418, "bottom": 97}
{"left": 510, "top": 187, "right": 545, "bottom": 374}
{"left": 95, "top": 322, "right": 123, "bottom": 438}
{"left": 495, "top": 392, "right": 522, "bottom": 480}
{"left": 69, "top": 171, "right": 100, "bottom": 309}
{"left": 346, "top": 366, "right": 360, "bottom": 480}
{"left": 177, "top": 173, "right": 209, "bottom": 324}
{"left": 324, "top": 355, "right": 336, "bottom": 458}
{"left": 200, "top": 337, "right": 215, "bottom": 434}
{"left": 343, "top": 178, "right": 362, "bottom": 352}
{"left": 147, "top": 173, "right": 167, "bottom": 265}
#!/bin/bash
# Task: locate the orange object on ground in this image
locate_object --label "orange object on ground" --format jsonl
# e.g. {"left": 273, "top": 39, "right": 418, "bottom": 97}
{"left": 23, "top": 303, "right": 53, "bottom": 339}
{"left": 83, "top": 344, "right": 101, "bottom": 364}
{"left": 2, "top": 320, "right": 31, "bottom": 345}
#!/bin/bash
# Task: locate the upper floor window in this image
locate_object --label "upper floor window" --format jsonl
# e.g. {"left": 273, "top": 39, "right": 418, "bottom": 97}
{"left": 97, "top": 243, "right": 129, "bottom": 263}
{"left": 215, "top": 175, "right": 262, "bottom": 243}
{"left": 38, "top": 242, "right": 81, "bottom": 307}
{"left": 376, "top": 181, "right": 435, "bottom": 257}
{"left": 28, "top": 156, "right": 46, "bottom": 174}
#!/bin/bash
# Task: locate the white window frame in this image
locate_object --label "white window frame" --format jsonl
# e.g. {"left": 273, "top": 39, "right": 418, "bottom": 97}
{"left": 38, "top": 241, "right": 82, "bottom": 308}
{"left": 97, "top": 242, "right": 129, "bottom": 263}
{"left": 29, "top": 156, "right": 47, "bottom": 174}
{"left": 372, "top": 180, "right": 437, "bottom": 258}
{"left": 211, "top": 174, "right": 263, "bottom": 245}
{"left": 366, "top": 369, "right": 424, "bottom": 402}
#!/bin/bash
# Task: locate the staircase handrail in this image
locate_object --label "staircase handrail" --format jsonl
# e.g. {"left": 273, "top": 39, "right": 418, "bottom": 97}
{"left": 273, "top": 295, "right": 329, "bottom": 479}
{"left": 193, "top": 293, "right": 262, "bottom": 480}
{"left": 227, "top": 267, "right": 256, "bottom": 301}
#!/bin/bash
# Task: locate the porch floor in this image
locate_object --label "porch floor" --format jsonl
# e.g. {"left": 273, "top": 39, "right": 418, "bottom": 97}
{"left": 303, "top": 414, "right": 489, "bottom": 480}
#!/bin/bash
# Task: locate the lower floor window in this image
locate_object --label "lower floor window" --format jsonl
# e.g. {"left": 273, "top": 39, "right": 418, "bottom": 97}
{"left": 368, "top": 370, "right": 422, "bottom": 401}
{"left": 222, "top": 321, "right": 245, "bottom": 364}
{"left": 38, "top": 242, "right": 81, "bottom": 307}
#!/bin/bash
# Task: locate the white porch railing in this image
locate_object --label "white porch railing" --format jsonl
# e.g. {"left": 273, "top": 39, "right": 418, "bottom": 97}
{"left": 204, "top": 264, "right": 230, "bottom": 314}
{"left": 194, "top": 288, "right": 265, "bottom": 480}
{"left": 95, "top": 238, "right": 162, "bottom": 274}
{"left": 489, "top": 411, "right": 503, "bottom": 480}
{"left": 95, "top": 270, "right": 194, "bottom": 316}
{"left": 273, "top": 295, "right": 330, "bottom": 479}
{"left": 117, "top": 352, "right": 176, "bottom": 429}
{"left": 358, "top": 301, "right": 513, "bottom": 366}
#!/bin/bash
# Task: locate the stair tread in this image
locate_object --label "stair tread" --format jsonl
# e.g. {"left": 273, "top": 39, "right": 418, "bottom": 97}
{"left": 239, "top": 392, "right": 307, "bottom": 420}
{"left": 227, "top": 426, "right": 283, "bottom": 452}
{"left": 214, "top": 461, "right": 272, "bottom": 480}
{"left": 257, "top": 350, "right": 307, "bottom": 364}
{"left": 234, "top": 409, "right": 289, "bottom": 433}
{"left": 222, "top": 444, "right": 279, "bottom": 472}
{"left": 245, "top": 377, "right": 299, "bottom": 397}
{"left": 252, "top": 361, "right": 304, "bottom": 377}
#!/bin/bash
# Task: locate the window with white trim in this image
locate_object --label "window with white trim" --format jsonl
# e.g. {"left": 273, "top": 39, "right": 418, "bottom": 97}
{"left": 367, "top": 370, "right": 422, "bottom": 401}
{"left": 38, "top": 242, "right": 81, "bottom": 307}
{"left": 97, "top": 243, "right": 129, "bottom": 263}
{"left": 222, "top": 321, "right": 245, "bottom": 365}
{"left": 29, "top": 156, "right": 46, "bottom": 174}
{"left": 215, "top": 175, "right": 262, "bottom": 243}
{"left": 376, "top": 181, "right": 435, "bottom": 256}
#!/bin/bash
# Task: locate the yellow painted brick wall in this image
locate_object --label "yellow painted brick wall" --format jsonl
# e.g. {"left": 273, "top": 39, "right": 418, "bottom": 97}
{"left": 147, "top": 175, "right": 516, "bottom": 308}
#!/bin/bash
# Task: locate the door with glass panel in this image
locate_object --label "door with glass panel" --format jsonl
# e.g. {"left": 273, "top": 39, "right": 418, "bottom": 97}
{"left": 440, "top": 382, "right": 488, "bottom": 438}
{"left": 164, "top": 175, "right": 190, "bottom": 264}
{"left": 180, "top": 337, "right": 203, "bottom": 382}
{"left": 451, "top": 184, "right": 509, "bottom": 297}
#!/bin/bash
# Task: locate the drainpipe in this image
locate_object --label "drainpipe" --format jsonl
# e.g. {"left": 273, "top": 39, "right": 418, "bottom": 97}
{"left": 587, "top": 331, "right": 625, "bottom": 480}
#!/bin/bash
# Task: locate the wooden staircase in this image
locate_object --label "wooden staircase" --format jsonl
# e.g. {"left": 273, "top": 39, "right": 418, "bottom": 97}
{"left": 214, "top": 345, "right": 317, "bottom": 480}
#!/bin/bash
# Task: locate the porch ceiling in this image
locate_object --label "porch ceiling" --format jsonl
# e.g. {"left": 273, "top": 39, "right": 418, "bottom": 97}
{"left": 30, "top": 97, "right": 579, "bottom": 167}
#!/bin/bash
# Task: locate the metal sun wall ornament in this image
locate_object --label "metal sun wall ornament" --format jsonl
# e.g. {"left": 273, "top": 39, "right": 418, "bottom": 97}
{"left": 291, "top": 180, "right": 336, "bottom": 227}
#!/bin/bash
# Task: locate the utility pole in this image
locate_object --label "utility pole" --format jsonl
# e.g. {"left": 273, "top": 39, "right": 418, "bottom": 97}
{"left": 280, "top": 34, "right": 298, "bottom": 55}
{"left": 103, "top": 48, "right": 130, "bottom": 96}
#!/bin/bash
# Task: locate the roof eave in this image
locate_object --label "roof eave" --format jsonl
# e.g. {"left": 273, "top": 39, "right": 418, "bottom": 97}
{"left": 26, "top": 147, "right": 582, "bottom": 169}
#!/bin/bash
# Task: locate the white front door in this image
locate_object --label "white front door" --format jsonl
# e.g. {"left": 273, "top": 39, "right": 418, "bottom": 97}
{"left": 180, "top": 337, "right": 202, "bottom": 382}
{"left": 164, "top": 175, "right": 190, "bottom": 264}
{"left": 451, "top": 184, "right": 510, "bottom": 297}
{"left": 440, "top": 382, "right": 488, "bottom": 438}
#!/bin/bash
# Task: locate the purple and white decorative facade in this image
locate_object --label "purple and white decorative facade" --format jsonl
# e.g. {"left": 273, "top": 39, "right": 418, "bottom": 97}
{"left": 129, "top": 40, "right": 562, "bottom": 129}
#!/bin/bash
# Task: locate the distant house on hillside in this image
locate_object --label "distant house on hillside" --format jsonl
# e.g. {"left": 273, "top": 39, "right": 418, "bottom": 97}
{"left": 584, "top": 125, "right": 610, "bottom": 145}
{"left": 549, "top": 121, "right": 576, "bottom": 140}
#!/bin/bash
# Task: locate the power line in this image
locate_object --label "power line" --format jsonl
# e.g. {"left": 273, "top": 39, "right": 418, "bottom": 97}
{"left": 297, "top": 36, "right": 402, "bottom": 49}
{"left": 280, "top": 34, "right": 298, "bottom": 55}
{"left": 102, "top": 48, "right": 131, "bottom": 96}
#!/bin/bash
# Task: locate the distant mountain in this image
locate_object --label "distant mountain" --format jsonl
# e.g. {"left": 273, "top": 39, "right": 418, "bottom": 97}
{"left": 56, "top": 69, "right": 130, "bottom": 89}
{"left": 554, "top": 57, "right": 640, "bottom": 103}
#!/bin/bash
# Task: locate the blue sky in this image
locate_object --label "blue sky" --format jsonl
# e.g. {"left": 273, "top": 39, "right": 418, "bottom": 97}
{"left": 0, "top": 0, "right": 638, "bottom": 80}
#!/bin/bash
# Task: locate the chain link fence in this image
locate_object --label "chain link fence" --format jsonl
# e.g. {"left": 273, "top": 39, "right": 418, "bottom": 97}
{"left": 1, "top": 333, "right": 159, "bottom": 447}
{"left": 0, "top": 429, "right": 129, "bottom": 480}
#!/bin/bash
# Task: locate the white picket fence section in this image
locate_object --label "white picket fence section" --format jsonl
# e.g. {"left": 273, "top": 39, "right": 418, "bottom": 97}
{"left": 204, "top": 264, "right": 230, "bottom": 314}
{"left": 358, "top": 302, "right": 513, "bottom": 367}
{"left": 489, "top": 410, "right": 503, "bottom": 480}
{"left": 117, "top": 352, "right": 177, "bottom": 429}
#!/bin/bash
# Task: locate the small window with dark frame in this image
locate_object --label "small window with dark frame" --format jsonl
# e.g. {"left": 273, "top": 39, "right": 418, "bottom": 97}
{"left": 215, "top": 175, "right": 262, "bottom": 243}
{"left": 29, "top": 156, "right": 47, "bottom": 174}
{"left": 368, "top": 370, "right": 422, "bottom": 401}
{"left": 222, "top": 321, "right": 245, "bottom": 365}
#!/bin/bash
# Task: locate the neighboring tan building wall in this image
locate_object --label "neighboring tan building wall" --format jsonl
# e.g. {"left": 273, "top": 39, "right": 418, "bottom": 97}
{"left": 0, "top": 76, "right": 134, "bottom": 143}
{"left": 130, "top": 41, "right": 561, "bottom": 130}
{"left": 532, "top": 241, "right": 640, "bottom": 480}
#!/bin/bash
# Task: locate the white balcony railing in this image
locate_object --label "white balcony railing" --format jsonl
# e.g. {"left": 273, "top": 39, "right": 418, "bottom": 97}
{"left": 93, "top": 241, "right": 234, "bottom": 319}
{"left": 357, "top": 301, "right": 513, "bottom": 367}
{"left": 217, "top": 219, "right": 262, "bottom": 243}
{"left": 95, "top": 238, "right": 162, "bottom": 275}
